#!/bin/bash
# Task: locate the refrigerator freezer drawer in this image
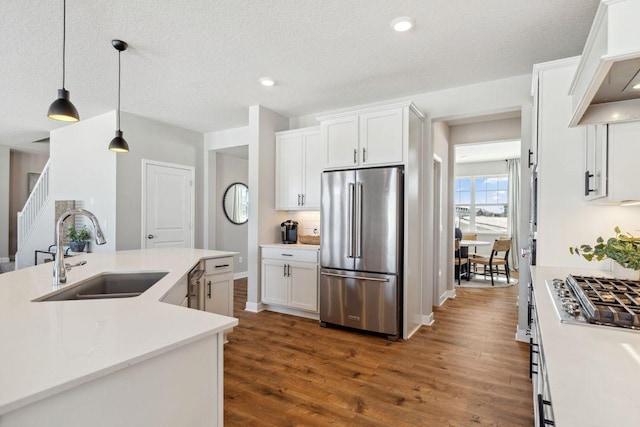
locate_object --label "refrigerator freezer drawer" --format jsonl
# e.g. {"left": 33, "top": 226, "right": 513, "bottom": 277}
{"left": 319, "top": 268, "right": 399, "bottom": 337}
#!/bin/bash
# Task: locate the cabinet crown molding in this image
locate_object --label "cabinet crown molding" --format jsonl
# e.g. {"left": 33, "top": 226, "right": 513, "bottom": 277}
{"left": 316, "top": 101, "right": 425, "bottom": 122}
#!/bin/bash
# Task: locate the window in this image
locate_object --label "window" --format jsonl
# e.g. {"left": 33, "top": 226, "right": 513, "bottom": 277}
{"left": 455, "top": 176, "right": 508, "bottom": 234}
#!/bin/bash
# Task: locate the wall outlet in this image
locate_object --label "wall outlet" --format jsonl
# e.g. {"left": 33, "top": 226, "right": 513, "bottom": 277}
{"left": 239, "top": 256, "right": 243, "bottom": 264}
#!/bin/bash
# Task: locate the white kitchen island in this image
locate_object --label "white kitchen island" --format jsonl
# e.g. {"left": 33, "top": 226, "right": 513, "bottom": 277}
{"left": 531, "top": 266, "right": 640, "bottom": 427}
{"left": 0, "top": 248, "right": 238, "bottom": 427}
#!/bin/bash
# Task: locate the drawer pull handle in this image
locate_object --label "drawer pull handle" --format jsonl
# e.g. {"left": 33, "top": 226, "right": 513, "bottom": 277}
{"left": 281, "top": 253, "right": 293, "bottom": 257}
{"left": 215, "top": 264, "right": 230, "bottom": 268}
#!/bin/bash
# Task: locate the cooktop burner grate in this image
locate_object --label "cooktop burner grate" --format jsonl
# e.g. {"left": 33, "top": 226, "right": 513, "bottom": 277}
{"left": 566, "top": 275, "right": 640, "bottom": 329}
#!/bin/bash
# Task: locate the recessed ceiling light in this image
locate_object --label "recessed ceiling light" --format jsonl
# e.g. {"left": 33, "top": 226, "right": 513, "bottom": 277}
{"left": 633, "top": 83, "right": 640, "bottom": 90}
{"left": 259, "top": 77, "right": 275, "bottom": 87}
{"left": 391, "top": 17, "right": 415, "bottom": 32}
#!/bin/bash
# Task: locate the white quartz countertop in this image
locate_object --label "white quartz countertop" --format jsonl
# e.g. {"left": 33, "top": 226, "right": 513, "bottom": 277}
{"left": 531, "top": 266, "right": 640, "bottom": 427}
{"left": 0, "top": 248, "right": 238, "bottom": 416}
{"left": 261, "top": 243, "right": 319, "bottom": 250}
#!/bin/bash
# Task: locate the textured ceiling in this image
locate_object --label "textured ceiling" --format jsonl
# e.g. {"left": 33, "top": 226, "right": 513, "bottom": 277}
{"left": 2, "top": 0, "right": 599, "bottom": 153}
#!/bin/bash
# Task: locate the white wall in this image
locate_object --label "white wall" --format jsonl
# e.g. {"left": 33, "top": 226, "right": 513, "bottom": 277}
{"left": 537, "top": 60, "right": 640, "bottom": 269}
{"left": 8, "top": 150, "right": 49, "bottom": 256}
{"left": 433, "top": 122, "right": 451, "bottom": 306}
{"left": 204, "top": 126, "right": 249, "bottom": 251}
{"left": 456, "top": 160, "right": 508, "bottom": 177}
{"left": 215, "top": 153, "right": 248, "bottom": 275}
{"left": 50, "top": 112, "right": 118, "bottom": 253}
{"left": 0, "top": 145, "right": 10, "bottom": 259}
{"left": 246, "top": 106, "right": 289, "bottom": 311}
{"left": 116, "top": 112, "right": 205, "bottom": 250}
{"left": 450, "top": 118, "right": 521, "bottom": 145}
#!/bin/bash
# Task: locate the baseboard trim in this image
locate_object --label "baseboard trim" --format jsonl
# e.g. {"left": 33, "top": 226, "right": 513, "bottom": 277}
{"left": 263, "top": 304, "right": 320, "bottom": 320}
{"left": 244, "top": 301, "right": 264, "bottom": 313}
{"left": 438, "top": 289, "right": 456, "bottom": 306}
{"left": 515, "top": 327, "right": 530, "bottom": 343}
{"left": 234, "top": 271, "right": 248, "bottom": 280}
{"left": 422, "top": 312, "right": 435, "bottom": 326}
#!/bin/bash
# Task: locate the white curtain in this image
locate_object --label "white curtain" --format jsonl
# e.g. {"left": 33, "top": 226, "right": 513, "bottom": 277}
{"left": 507, "top": 159, "right": 520, "bottom": 271}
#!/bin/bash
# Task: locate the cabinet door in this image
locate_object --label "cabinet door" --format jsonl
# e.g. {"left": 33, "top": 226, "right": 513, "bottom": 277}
{"left": 204, "top": 273, "right": 233, "bottom": 316}
{"left": 584, "top": 124, "right": 607, "bottom": 201}
{"left": 302, "top": 130, "right": 322, "bottom": 209}
{"left": 288, "top": 261, "right": 318, "bottom": 312}
{"left": 321, "top": 115, "right": 359, "bottom": 169}
{"left": 359, "top": 108, "right": 403, "bottom": 166}
{"left": 608, "top": 121, "right": 640, "bottom": 201}
{"left": 261, "top": 259, "right": 288, "bottom": 306}
{"left": 276, "top": 133, "right": 303, "bottom": 210}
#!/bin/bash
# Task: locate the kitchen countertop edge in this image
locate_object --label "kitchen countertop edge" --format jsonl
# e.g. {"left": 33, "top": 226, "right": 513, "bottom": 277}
{"left": 530, "top": 265, "right": 640, "bottom": 427}
{"left": 0, "top": 248, "right": 238, "bottom": 416}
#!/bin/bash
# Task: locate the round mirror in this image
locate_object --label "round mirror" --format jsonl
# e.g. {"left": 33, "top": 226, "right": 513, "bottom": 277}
{"left": 223, "top": 183, "right": 249, "bottom": 225}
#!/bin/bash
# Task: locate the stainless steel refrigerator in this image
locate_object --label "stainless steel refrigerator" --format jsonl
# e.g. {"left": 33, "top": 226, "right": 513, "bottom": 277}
{"left": 319, "top": 166, "right": 403, "bottom": 340}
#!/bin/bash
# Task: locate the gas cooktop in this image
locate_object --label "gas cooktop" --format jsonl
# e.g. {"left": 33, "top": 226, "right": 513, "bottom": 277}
{"left": 546, "top": 275, "right": 640, "bottom": 331}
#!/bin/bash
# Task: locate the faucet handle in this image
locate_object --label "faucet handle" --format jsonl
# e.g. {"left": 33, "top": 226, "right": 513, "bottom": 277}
{"left": 65, "top": 260, "right": 87, "bottom": 271}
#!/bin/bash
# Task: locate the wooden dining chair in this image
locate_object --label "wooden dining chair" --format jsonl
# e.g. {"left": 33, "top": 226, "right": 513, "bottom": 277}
{"left": 469, "top": 238, "right": 511, "bottom": 286}
{"left": 454, "top": 239, "right": 469, "bottom": 286}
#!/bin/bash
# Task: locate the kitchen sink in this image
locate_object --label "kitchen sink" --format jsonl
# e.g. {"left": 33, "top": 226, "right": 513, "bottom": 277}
{"left": 34, "top": 271, "right": 169, "bottom": 301}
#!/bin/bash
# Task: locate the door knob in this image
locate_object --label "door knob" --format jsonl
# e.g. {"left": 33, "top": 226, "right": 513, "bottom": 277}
{"left": 147, "top": 234, "right": 155, "bottom": 239}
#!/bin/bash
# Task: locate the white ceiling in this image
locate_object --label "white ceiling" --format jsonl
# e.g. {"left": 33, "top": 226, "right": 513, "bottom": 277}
{"left": 2, "top": 0, "right": 599, "bottom": 153}
{"left": 455, "top": 140, "right": 521, "bottom": 163}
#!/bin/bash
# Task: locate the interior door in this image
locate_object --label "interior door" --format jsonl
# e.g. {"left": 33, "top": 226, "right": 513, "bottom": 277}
{"left": 143, "top": 161, "right": 194, "bottom": 248}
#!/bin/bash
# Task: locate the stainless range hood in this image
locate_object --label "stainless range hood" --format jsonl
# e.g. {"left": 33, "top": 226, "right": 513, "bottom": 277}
{"left": 569, "top": 0, "right": 640, "bottom": 127}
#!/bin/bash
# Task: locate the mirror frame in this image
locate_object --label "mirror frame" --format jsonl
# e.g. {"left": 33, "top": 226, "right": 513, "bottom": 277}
{"left": 222, "top": 182, "right": 249, "bottom": 225}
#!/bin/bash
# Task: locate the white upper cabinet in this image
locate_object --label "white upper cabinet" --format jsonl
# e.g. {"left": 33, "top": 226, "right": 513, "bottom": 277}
{"left": 598, "top": 121, "right": 640, "bottom": 203}
{"left": 359, "top": 108, "right": 404, "bottom": 166}
{"left": 303, "top": 131, "right": 322, "bottom": 209}
{"left": 275, "top": 127, "right": 321, "bottom": 210}
{"left": 583, "top": 125, "right": 607, "bottom": 201}
{"left": 318, "top": 102, "right": 422, "bottom": 170}
{"left": 320, "top": 115, "right": 359, "bottom": 169}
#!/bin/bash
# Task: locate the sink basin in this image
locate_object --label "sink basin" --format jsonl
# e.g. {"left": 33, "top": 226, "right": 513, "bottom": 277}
{"left": 34, "top": 271, "right": 169, "bottom": 302}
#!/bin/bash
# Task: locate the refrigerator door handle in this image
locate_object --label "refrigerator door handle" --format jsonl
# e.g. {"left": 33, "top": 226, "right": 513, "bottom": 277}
{"left": 355, "top": 182, "right": 363, "bottom": 258}
{"left": 347, "top": 183, "right": 355, "bottom": 258}
{"left": 320, "top": 271, "right": 390, "bottom": 282}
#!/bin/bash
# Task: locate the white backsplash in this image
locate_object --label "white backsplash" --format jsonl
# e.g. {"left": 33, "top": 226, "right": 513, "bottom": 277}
{"left": 285, "top": 211, "right": 320, "bottom": 236}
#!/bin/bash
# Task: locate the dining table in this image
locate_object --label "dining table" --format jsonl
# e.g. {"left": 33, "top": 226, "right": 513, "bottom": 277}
{"left": 457, "top": 239, "right": 491, "bottom": 280}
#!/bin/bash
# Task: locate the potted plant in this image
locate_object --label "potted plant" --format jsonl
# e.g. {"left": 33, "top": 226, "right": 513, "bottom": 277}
{"left": 67, "top": 224, "right": 90, "bottom": 252}
{"left": 569, "top": 226, "right": 640, "bottom": 280}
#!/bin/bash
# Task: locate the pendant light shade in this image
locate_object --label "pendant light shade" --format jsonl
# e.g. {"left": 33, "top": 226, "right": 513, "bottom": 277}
{"left": 48, "top": 0, "right": 79, "bottom": 122}
{"left": 109, "top": 130, "right": 129, "bottom": 152}
{"left": 109, "top": 39, "right": 129, "bottom": 153}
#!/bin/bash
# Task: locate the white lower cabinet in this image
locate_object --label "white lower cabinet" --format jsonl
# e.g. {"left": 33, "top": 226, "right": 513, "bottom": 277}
{"left": 261, "top": 246, "right": 318, "bottom": 313}
{"left": 203, "top": 257, "right": 234, "bottom": 317}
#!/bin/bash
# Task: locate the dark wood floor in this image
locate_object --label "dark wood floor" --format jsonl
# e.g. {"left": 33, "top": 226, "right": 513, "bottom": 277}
{"left": 224, "top": 279, "right": 533, "bottom": 426}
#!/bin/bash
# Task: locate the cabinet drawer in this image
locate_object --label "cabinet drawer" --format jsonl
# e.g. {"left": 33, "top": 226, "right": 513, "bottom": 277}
{"left": 262, "top": 247, "right": 318, "bottom": 263}
{"left": 205, "top": 257, "right": 234, "bottom": 274}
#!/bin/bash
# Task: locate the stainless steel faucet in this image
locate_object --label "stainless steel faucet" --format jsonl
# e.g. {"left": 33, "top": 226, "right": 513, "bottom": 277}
{"left": 54, "top": 209, "right": 107, "bottom": 285}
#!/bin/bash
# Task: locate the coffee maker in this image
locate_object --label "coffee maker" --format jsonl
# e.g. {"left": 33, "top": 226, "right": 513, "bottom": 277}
{"left": 281, "top": 220, "right": 298, "bottom": 244}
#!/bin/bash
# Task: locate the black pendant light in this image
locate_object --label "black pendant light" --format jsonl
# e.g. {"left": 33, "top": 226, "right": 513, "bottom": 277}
{"left": 47, "top": 0, "right": 79, "bottom": 122}
{"left": 109, "top": 39, "right": 129, "bottom": 153}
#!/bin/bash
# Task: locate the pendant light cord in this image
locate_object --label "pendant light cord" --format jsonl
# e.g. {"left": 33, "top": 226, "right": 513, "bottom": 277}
{"left": 62, "top": 0, "right": 66, "bottom": 89}
{"left": 117, "top": 50, "right": 121, "bottom": 131}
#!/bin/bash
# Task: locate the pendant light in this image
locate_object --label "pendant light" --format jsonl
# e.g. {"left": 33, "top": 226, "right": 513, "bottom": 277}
{"left": 109, "top": 39, "right": 129, "bottom": 153}
{"left": 47, "top": 0, "right": 79, "bottom": 122}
